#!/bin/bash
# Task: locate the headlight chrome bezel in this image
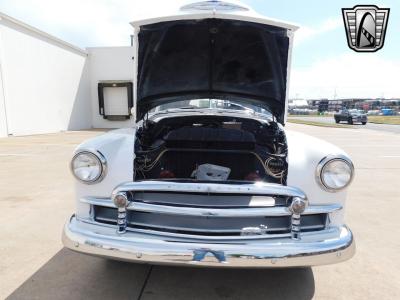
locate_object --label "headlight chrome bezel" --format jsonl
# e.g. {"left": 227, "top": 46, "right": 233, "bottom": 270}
{"left": 316, "top": 155, "right": 354, "bottom": 192}
{"left": 70, "top": 150, "right": 107, "bottom": 184}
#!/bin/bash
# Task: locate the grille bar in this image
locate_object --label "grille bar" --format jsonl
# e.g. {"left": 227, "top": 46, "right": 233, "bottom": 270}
{"left": 130, "top": 202, "right": 289, "bottom": 217}
{"left": 132, "top": 192, "right": 284, "bottom": 207}
{"left": 81, "top": 197, "right": 342, "bottom": 216}
{"left": 112, "top": 180, "right": 307, "bottom": 198}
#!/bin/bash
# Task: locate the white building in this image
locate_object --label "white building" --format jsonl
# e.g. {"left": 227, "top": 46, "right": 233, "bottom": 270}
{"left": 0, "top": 12, "right": 135, "bottom": 137}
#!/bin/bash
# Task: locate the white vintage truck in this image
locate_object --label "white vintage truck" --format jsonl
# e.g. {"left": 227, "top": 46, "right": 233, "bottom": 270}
{"left": 63, "top": 0, "right": 355, "bottom": 267}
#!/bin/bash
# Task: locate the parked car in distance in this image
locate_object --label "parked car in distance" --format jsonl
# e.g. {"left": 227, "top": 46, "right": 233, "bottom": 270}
{"left": 334, "top": 109, "right": 368, "bottom": 125}
{"left": 367, "top": 110, "right": 380, "bottom": 116}
{"left": 381, "top": 108, "right": 396, "bottom": 116}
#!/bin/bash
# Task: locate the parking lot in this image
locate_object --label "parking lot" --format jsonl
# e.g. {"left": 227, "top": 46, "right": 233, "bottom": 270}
{"left": 289, "top": 116, "right": 400, "bottom": 134}
{"left": 1, "top": 124, "right": 400, "bottom": 300}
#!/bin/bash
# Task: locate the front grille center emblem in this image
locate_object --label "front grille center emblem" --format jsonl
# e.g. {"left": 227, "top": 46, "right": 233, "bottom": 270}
{"left": 342, "top": 5, "right": 390, "bottom": 52}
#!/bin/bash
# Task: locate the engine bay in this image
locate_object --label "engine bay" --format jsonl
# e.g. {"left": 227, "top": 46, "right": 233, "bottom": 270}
{"left": 134, "top": 113, "right": 288, "bottom": 184}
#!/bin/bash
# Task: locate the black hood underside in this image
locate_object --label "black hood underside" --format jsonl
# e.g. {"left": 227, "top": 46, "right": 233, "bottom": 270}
{"left": 137, "top": 19, "right": 289, "bottom": 123}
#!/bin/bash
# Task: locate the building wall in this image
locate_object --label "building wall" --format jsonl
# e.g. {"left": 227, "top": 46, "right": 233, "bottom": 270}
{"left": 0, "top": 29, "right": 8, "bottom": 137}
{"left": 87, "top": 47, "right": 135, "bottom": 129}
{"left": 0, "top": 13, "right": 91, "bottom": 136}
{"left": 0, "top": 13, "right": 136, "bottom": 137}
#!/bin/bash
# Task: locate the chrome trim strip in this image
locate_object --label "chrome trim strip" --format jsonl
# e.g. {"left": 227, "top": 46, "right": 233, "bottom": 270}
{"left": 112, "top": 181, "right": 307, "bottom": 198}
{"left": 80, "top": 197, "right": 112, "bottom": 206}
{"left": 130, "top": 202, "right": 288, "bottom": 217}
{"left": 127, "top": 202, "right": 335, "bottom": 217}
{"left": 133, "top": 194, "right": 277, "bottom": 208}
{"left": 63, "top": 216, "right": 356, "bottom": 268}
{"left": 80, "top": 197, "right": 342, "bottom": 216}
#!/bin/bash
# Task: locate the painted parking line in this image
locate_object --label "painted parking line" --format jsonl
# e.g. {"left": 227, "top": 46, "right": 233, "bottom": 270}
{"left": 0, "top": 153, "right": 34, "bottom": 157}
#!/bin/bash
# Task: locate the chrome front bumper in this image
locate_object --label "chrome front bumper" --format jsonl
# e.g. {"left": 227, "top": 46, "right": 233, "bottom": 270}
{"left": 63, "top": 215, "right": 355, "bottom": 268}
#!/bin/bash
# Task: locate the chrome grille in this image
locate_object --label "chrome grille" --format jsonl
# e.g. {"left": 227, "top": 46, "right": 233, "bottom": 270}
{"left": 81, "top": 181, "right": 341, "bottom": 239}
{"left": 93, "top": 205, "right": 327, "bottom": 236}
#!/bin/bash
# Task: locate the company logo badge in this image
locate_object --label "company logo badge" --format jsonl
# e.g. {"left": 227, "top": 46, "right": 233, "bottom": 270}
{"left": 342, "top": 5, "right": 390, "bottom": 52}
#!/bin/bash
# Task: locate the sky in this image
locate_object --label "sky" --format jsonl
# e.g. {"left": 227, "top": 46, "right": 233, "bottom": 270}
{"left": 0, "top": 0, "right": 399, "bottom": 99}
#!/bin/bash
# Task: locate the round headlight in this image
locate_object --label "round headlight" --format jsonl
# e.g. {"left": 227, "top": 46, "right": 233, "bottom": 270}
{"left": 71, "top": 151, "right": 106, "bottom": 184}
{"left": 317, "top": 156, "right": 354, "bottom": 192}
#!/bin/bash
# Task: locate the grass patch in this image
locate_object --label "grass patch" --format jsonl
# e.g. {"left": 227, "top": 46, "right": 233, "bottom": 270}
{"left": 287, "top": 119, "right": 354, "bottom": 128}
{"left": 368, "top": 116, "right": 400, "bottom": 125}
{"left": 288, "top": 114, "right": 330, "bottom": 117}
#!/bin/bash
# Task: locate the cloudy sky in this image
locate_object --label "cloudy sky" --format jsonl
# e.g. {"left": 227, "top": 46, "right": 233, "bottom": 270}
{"left": 0, "top": 0, "right": 399, "bottom": 99}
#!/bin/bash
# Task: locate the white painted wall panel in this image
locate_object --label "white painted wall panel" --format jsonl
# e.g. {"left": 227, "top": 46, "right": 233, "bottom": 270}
{"left": 0, "top": 29, "right": 8, "bottom": 137}
{"left": 0, "top": 18, "right": 91, "bottom": 136}
{"left": 0, "top": 77, "right": 7, "bottom": 137}
{"left": 0, "top": 66, "right": 8, "bottom": 137}
{"left": 88, "top": 47, "right": 135, "bottom": 128}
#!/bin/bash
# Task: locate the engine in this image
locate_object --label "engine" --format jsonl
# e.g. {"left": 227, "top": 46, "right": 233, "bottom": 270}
{"left": 134, "top": 114, "right": 288, "bottom": 184}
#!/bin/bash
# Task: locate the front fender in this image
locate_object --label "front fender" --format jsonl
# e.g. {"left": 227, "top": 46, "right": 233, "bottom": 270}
{"left": 286, "top": 130, "right": 352, "bottom": 226}
{"left": 72, "top": 128, "right": 135, "bottom": 200}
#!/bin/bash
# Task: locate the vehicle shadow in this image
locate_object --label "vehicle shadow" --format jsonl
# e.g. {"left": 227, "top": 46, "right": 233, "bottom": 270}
{"left": 7, "top": 248, "right": 315, "bottom": 300}
{"left": 142, "top": 264, "right": 315, "bottom": 300}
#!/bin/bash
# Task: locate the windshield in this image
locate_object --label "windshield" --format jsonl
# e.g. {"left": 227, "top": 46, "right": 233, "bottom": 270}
{"left": 150, "top": 99, "right": 273, "bottom": 116}
{"left": 348, "top": 109, "right": 361, "bottom": 114}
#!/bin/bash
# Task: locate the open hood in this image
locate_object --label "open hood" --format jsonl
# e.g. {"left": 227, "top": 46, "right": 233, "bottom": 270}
{"left": 134, "top": 9, "right": 296, "bottom": 124}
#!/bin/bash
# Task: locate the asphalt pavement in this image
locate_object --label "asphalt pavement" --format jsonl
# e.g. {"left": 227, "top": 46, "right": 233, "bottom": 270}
{"left": 6, "top": 249, "right": 315, "bottom": 300}
{"left": 2, "top": 125, "right": 400, "bottom": 299}
{"left": 289, "top": 116, "right": 400, "bottom": 134}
